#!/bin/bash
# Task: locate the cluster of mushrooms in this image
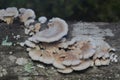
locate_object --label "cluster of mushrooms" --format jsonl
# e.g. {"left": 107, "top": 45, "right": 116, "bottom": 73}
{"left": 0, "top": 7, "right": 117, "bottom": 73}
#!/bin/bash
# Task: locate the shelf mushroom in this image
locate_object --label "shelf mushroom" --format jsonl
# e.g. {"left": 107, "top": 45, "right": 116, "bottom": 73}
{"left": 0, "top": 7, "right": 18, "bottom": 24}
{"left": 38, "top": 16, "right": 47, "bottom": 24}
{"left": 24, "top": 21, "right": 41, "bottom": 35}
{"left": 28, "top": 48, "right": 55, "bottom": 64}
{"left": 93, "top": 40, "right": 113, "bottom": 59}
{"left": 19, "top": 9, "right": 36, "bottom": 22}
{"left": 28, "top": 17, "right": 68, "bottom": 43}
{"left": 57, "top": 68, "right": 73, "bottom": 74}
{"left": 72, "top": 60, "right": 94, "bottom": 71}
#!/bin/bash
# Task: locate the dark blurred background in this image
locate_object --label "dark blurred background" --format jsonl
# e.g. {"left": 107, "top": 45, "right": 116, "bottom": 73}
{"left": 0, "top": 0, "right": 120, "bottom": 22}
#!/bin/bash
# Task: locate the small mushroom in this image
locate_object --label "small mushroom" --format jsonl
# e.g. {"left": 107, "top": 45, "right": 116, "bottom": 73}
{"left": 61, "top": 52, "right": 81, "bottom": 66}
{"left": 0, "top": 7, "right": 18, "bottom": 24}
{"left": 94, "top": 59, "right": 101, "bottom": 66}
{"left": 19, "top": 9, "right": 36, "bottom": 22}
{"left": 4, "top": 7, "right": 18, "bottom": 24}
{"left": 24, "top": 40, "right": 36, "bottom": 48}
{"left": 25, "top": 22, "right": 41, "bottom": 35}
{"left": 57, "top": 68, "right": 73, "bottom": 73}
{"left": 24, "top": 19, "right": 35, "bottom": 27}
{"left": 72, "top": 60, "right": 93, "bottom": 71}
{"left": 38, "top": 16, "right": 47, "bottom": 24}
{"left": 77, "top": 41, "right": 96, "bottom": 59}
{"left": 6, "top": 7, "right": 18, "bottom": 18}
{"left": 100, "top": 59, "right": 110, "bottom": 65}
{"left": 19, "top": 8, "right": 26, "bottom": 14}
{"left": 93, "top": 40, "right": 111, "bottom": 59}
{"left": 24, "top": 28, "right": 31, "bottom": 35}
{"left": 28, "top": 48, "right": 54, "bottom": 64}
{"left": 28, "top": 49, "right": 42, "bottom": 61}
{"left": 38, "top": 51, "right": 55, "bottom": 64}
{"left": 28, "top": 17, "right": 68, "bottom": 43}
{"left": 34, "top": 22, "right": 41, "bottom": 33}
{"left": 53, "top": 54, "right": 66, "bottom": 69}
{"left": 95, "top": 59, "right": 110, "bottom": 66}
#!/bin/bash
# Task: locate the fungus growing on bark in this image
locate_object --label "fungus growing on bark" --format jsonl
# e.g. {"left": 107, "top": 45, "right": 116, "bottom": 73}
{"left": 94, "top": 59, "right": 110, "bottom": 66}
{"left": 72, "top": 60, "right": 94, "bottom": 71}
{"left": 74, "top": 40, "right": 96, "bottom": 59}
{"left": 24, "top": 19, "right": 35, "bottom": 27}
{"left": 19, "top": 9, "right": 36, "bottom": 22}
{"left": 93, "top": 40, "right": 112, "bottom": 59}
{"left": 60, "top": 52, "right": 81, "bottom": 66}
{"left": 24, "top": 17, "right": 41, "bottom": 35}
{"left": 28, "top": 17, "right": 68, "bottom": 43}
{"left": 38, "top": 16, "right": 47, "bottom": 24}
{"left": 24, "top": 40, "right": 36, "bottom": 48}
{"left": 28, "top": 48, "right": 55, "bottom": 64}
{"left": 19, "top": 8, "right": 26, "bottom": 14}
{"left": 57, "top": 68, "right": 73, "bottom": 73}
{"left": 34, "top": 22, "right": 41, "bottom": 33}
{"left": 17, "top": 11, "right": 116, "bottom": 73}
{"left": 0, "top": 7, "right": 18, "bottom": 24}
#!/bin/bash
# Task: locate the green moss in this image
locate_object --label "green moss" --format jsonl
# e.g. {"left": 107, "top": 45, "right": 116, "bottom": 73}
{"left": 1, "top": 36, "right": 12, "bottom": 46}
{"left": 24, "top": 62, "right": 34, "bottom": 73}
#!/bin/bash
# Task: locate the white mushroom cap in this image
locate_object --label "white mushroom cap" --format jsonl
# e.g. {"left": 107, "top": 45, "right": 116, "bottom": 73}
{"left": 38, "top": 52, "right": 54, "bottom": 64}
{"left": 19, "top": 8, "right": 26, "bottom": 14}
{"left": 57, "top": 68, "right": 73, "bottom": 73}
{"left": 19, "top": 9, "right": 36, "bottom": 22}
{"left": 0, "top": 7, "right": 18, "bottom": 24}
{"left": 100, "top": 59, "right": 110, "bottom": 65}
{"left": 24, "top": 28, "right": 31, "bottom": 35}
{"left": 79, "top": 41, "right": 96, "bottom": 59}
{"left": 93, "top": 40, "right": 111, "bottom": 59}
{"left": 6, "top": 7, "right": 18, "bottom": 18}
{"left": 61, "top": 53, "right": 81, "bottom": 66}
{"left": 95, "top": 59, "right": 110, "bottom": 66}
{"left": 53, "top": 60, "right": 66, "bottom": 69}
{"left": 29, "top": 17, "right": 68, "bottom": 43}
{"left": 94, "top": 59, "right": 101, "bottom": 66}
{"left": 34, "top": 22, "right": 41, "bottom": 33}
{"left": 28, "top": 48, "right": 55, "bottom": 64}
{"left": 24, "top": 40, "right": 36, "bottom": 48}
{"left": 24, "top": 19, "right": 35, "bottom": 27}
{"left": 28, "top": 49, "right": 42, "bottom": 61}
{"left": 38, "top": 16, "right": 47, "bottom": 24}
{"left": 53, "top": 54, "right": 66, "bottom": 69}
{"left": 71, "top": 40, "right": 96, "bottom": 59}
{"left": 72, "top": 60, "right": 93, "bottom": 71}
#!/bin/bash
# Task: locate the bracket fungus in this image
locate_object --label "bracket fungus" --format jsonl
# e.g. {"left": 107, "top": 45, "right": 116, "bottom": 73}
{"left": 25, "top": 27, "right": 116, "bottom": 74}
{"left": 29, "top": 17, "right": 68, "bottom": 43}
{"left": 38, "top": 16, "right": 47, "bottom": 24}
{"left": 24, "top": 21, "right": 41, "bottom": 35}
{"left": 19, "top": 15, "right": 116, "bottom": 73}
{"left": 0, "top": 7, "right": 18, "bottom": 24}
{"left": 25, "top": 35, "right": 115, "bottom": 73}
{"left": 72, "top": 60, "right": 94, "bottom": 71}
{"left": 0, "top": 7, "right": 117, "bottom": 74}
{"left": 19, "top": 9, "right": 36, "bottom": 22}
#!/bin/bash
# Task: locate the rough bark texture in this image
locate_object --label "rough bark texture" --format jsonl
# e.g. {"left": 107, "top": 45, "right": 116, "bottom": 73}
{"left": 0, "top": 22, "right": 120, "bottom": 80}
